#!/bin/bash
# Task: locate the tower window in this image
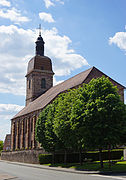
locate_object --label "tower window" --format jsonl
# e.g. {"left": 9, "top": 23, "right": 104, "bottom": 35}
{"left": 29, "top": 79, "right": 31, "bottom": 89}
{"left": 41, "top": 78, "right": 46, "bottom": 88}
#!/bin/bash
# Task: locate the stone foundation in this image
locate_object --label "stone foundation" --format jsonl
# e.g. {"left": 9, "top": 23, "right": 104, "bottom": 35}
{"left": 1, "top": 149, "right": 48, "bottom": 164}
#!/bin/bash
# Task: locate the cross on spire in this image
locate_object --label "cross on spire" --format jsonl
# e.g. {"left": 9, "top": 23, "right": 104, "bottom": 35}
{"left": 39, "top": 24, "right": 41, "bottom": 36}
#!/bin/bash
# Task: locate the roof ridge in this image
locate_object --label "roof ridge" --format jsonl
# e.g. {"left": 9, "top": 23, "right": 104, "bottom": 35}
{"left": 52, "top": 66, "right": 93, "bottom": 88}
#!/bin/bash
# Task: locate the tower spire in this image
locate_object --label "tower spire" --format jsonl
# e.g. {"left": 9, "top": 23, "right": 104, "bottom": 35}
{"left": 35, "top": 24, "right": 45, "bottom": 56}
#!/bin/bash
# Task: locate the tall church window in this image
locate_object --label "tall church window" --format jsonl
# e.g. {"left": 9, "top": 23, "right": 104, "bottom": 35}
{"left": 41, "top": 78, "right": 46, "bottom": 88}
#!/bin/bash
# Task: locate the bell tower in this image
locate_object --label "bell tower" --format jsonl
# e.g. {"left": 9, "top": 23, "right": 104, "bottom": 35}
{"left": 25, "top": 25, "right": 54, "bottom": 106}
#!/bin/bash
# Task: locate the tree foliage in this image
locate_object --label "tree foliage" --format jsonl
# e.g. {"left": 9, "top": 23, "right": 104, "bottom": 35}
{"left": 35, "top": 103, "right": 63, "bottom": 153}
{"left": 80, "top": 77, "right": 126, "bottom": 149}
{"left": 53, "top": 90, "right": 78, "bottom": 150}
{"left": 0, "top": 140, "right": 3, "bottom": 151}
{"left": 35, "top": 76, "right": 126, "bottom": 166}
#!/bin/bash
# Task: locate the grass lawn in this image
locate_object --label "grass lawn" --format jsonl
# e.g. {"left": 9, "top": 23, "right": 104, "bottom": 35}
{"left": 43, "top": 161, "right": 126, "bottom": 172}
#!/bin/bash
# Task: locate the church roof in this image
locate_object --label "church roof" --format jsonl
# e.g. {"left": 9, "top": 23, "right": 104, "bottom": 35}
{"left": 12, "top": 66, "right": 125, "bottom": 120}
{"left": 26, "top": 55, "right": 53, "bottom": 76}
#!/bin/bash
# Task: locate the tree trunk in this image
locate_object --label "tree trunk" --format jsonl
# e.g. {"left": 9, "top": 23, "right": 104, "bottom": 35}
{"left": 99, "top": 148, "right": 103, "bottom": 169}
{"left": 64, "top": 149, "right": 67, "bottom": 164}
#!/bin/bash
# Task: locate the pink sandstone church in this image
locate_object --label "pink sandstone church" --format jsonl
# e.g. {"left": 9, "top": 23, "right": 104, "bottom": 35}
{"left": 3, "top": 31, "right": 125, "bottom": 152}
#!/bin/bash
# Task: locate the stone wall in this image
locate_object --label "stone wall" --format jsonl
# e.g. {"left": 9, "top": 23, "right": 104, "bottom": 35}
{"left": 1, "top": 149, "right": 47, "bottom": 164}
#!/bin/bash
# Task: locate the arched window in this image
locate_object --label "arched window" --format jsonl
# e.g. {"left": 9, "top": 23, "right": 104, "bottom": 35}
{"left": 41, "top": 78, "right": 46, "bottom": 88}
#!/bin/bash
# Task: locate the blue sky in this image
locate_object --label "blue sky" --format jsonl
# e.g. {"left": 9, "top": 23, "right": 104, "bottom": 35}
{"left": 0, "top": 0, "right": 126, "bottom": 140}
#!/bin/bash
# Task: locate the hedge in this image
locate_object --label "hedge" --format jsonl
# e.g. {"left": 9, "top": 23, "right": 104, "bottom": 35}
{"left": 39, "top": 149, "right": 123, "bottom": 164}
{"left": 39, "top": 154, "right": 52, "bottom": 164}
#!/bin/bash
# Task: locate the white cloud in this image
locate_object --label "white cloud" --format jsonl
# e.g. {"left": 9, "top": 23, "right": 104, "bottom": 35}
{"left": 44, "top": 0, "right": 54, "bottom": 8}
{"left": 0, "top": 104, "right": 24, "bottom": 113}
{"left": 109, "top": 28, "right": 126, "bottom": 51}
{"left": 0, "top": 123, "right": 10, "bottom": 141}
{"left": 0, "top": 7, "right": 30, "bottom": 23}
{"left": 0, "top": 25, "right": 35, "bottom": 95}
{"left": 53, "top": 77, "right": 64, "bottom": 86}
{"left": 0, "top": 25, "right": 88, "bottom": 96}
{"left": 43, "top": 27, "right": 89, "bottom": 76}
{"left": 0, "top": 0, "right": 11, "bottom": 7}
{"left": 43, "top": 0, "right": 64, "bottom": 8}
{"left": 55, "top": 0, "right": 64, "bottom": 5}
{"left": 0, "top": 104, "right": 24, "bottom": 141}
{"left": 39, "top": 12, "right": 55, "bottom": 23}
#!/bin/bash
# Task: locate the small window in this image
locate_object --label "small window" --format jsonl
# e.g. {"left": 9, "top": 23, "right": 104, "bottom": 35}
{"left": 29, "top": 79, "right": 31, "bottom": 89}
{"left": 41, "top": 66, "right": 44, "bottom": 70}
{"left": 41, "top": 78, "right": 46, "bottom": 88}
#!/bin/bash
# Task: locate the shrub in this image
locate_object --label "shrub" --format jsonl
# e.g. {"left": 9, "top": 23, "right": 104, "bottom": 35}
{"left": 39, "top": 154, "right": 52, "bottom": 164}
{"left": 83, "top": 150, "right": 123, "bottom": 161}
{"left": 38, "top": 149, "right": 123, "bottom": 164}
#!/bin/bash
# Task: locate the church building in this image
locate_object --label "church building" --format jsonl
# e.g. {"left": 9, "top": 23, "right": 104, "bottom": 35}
{"left": 8, "top": 30, "right": 125, "bottom": 152}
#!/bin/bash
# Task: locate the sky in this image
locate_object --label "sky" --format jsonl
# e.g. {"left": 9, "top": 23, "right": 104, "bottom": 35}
{"left": 0, "top": 0, "right": 126, "bottom": 141}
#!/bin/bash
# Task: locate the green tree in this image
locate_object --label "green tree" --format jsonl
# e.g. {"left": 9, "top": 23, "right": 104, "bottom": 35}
{"left": 36, "top": 76, "right": 126, "bottom": 167}
{"left": 53, "top": 90, "right": 79, "bottom": 163}
{"left": 45, "top": 103, "right": 64, "bottom": 163}
{"left": 35, "top": 106, "right": 49, "bottom": 149}
{"left": 0, "top": 140, "right": 3, "bottom": 151}
{"left": 70, "top": 87, "right": 89, "bottom": 164}
{"left": 78, "top": 76, "right": 126, "bottom": 168}
{"left": 35, "top": 103, "right": 63, "bottom": 163}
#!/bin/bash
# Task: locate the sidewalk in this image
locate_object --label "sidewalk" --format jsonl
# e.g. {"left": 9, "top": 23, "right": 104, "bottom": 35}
{"left": 0, "top": 174, "right": 16, "bottom": 180}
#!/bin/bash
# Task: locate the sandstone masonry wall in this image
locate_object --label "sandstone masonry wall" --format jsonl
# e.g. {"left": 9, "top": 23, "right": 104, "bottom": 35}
{"left": 1, "top": 149, "right": 47, "bottom": 164}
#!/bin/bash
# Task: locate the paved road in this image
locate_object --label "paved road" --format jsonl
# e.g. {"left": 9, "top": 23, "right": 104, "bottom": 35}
{"left": 0, "top": 161, "right": 126, "bottom": 180}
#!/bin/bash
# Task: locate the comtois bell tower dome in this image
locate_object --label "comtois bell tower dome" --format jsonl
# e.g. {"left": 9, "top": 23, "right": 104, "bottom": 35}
{"left": 25, "top": 26, "right": 54, "bottom": 106}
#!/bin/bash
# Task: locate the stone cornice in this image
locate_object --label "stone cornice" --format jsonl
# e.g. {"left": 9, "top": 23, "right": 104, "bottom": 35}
{"left": 25, "top": 69, "right": 54, "bottom": 77}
